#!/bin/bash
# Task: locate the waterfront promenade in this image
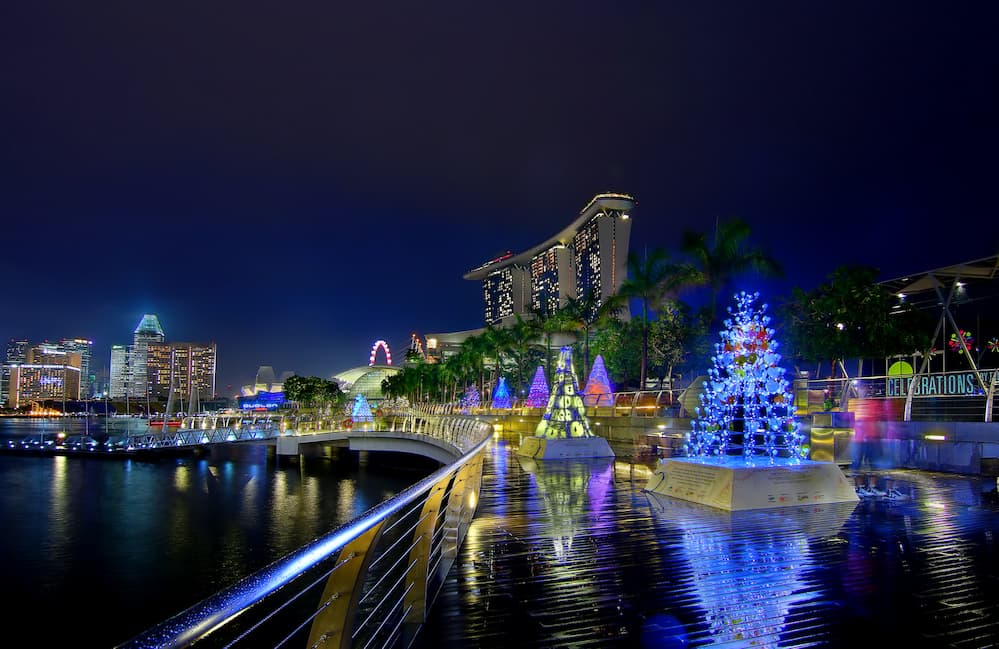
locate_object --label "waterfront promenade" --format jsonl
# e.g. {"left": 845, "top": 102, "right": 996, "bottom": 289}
{"left": 417, "top": 434, "right": 999, "bottom": 648}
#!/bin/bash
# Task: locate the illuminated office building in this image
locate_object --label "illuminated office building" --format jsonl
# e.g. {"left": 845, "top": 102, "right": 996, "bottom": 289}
{"left": 1, "top": 338, "right": 29, "bottom": 407}
{"left": 109, "top": 345, "right": 129, "bottom": 399}
{"left": 464, "top": 193, "right": 634, "bottom": 324}
{"left": 147, "top": 341, "right": 217, "bottom": 402}
{"left": 59, "top": 338, "right": 94, "bottom": 398}
{"left": 129, "top": 314, "right": 165, "bottom": 399}
{"left": 7, "top": 364, "right": 81, "bottom": 408}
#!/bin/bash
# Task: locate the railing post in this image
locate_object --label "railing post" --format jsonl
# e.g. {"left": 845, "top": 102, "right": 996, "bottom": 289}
{"left": 306, "top": 522, "right": 385, "bottom": 649}
{"left": 986, "top": 371, "right": 997, "bottom": 423}
{"left": 403, "top": 474, "right": 452, "bottom": 630}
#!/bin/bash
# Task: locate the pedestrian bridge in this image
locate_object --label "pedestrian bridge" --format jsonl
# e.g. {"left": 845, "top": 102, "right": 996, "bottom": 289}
{"left": 119, "top": 412, "right": 493, "bottom": 649}
{"left": 120, "top": 412, "right": 484, "bottom": 464}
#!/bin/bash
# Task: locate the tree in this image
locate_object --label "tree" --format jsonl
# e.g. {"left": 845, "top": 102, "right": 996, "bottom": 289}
{"left": 505, "top": 314, "right": 543, "bottom": 398}
{"left": 779, "top": 264, "right": 933, "bottom": 378}
{"left": 645, "top": 299, "right": 706, "bottom": 388}
{"left": 562, "top": 289, "right": 619, "bottom": 382}
{"left": 590, "top": 317, "right": 642, "bottom": 388}
{"left": 532, "top": 305, "right": 575, "bottom": 387}
{"left": 605, "top": 248, "right": 693, "bottom": 389}
{"left": 681, "top": 217, "right": 783, "bottom": 329}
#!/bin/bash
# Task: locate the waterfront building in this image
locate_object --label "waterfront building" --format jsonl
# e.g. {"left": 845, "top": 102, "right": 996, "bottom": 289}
{"left": 58, "top": 338, "right": 94, "bottom": 398}
{"left": 238, "top": 366, "right": 289, "bottom": 410}
{"left": 108, "top": 314, "right": 166, "bottom": 399}
{"left": 129, "top": 314, "right": 165, "bottom": 399}
{"left": 109, "top": 344, "right": 129, "bottom": 399}
{"left": 331, "top": 364, "right": 401, "bottom": 406}
{"left": 1, "top": 338, "right": 29, "bottom": 407}
{"left": 464, "top": 193, "right": 634, "bottom": 325}
{"left": 147, "top": 341, "right": 217, "bottom": 402}
{"left": 7, "top": 363, "right": 82, "bottom": 408}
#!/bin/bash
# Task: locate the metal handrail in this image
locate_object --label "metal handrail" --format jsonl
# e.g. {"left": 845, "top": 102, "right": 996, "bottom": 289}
{"left": 118, "top": 414, "right": 492, "bottom": 649}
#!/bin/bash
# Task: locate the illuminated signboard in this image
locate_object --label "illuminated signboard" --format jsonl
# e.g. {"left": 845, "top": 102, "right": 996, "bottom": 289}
{"left": 886, "top": 370, "right": 997, "bottom": 397}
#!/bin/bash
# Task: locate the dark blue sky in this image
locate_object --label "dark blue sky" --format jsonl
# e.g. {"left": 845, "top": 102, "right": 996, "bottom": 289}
{"left": 3, "top": 2, "right": 998, "bottom": 395}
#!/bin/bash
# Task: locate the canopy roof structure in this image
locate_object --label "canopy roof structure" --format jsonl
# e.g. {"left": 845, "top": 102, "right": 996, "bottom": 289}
{"left": 878, "top": 255, "right": 999, "bottom": 314}
{"left": 877, "top": 255, "right": 999, "bottom": 403}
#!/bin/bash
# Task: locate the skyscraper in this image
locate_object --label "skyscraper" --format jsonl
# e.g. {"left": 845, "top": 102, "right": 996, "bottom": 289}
{"left": 59, "top": 338, "right": 94, "bottom": 398}
{"left": 109, "top": 345, "right": 129, "bottom": 398}
{"left": 464, "top": 193, "right": 634, "bottom": 325}
{"left": 1, "top": 338, "right": 30, "bottom": 407}
{"left": 128, "top": 314, "right": 165, "bottom": 399}
{"left": 147, "top": 341, "right": 217, "bottom": 403}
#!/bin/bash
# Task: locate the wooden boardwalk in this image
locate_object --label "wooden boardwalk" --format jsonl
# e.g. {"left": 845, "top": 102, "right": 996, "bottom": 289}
{"left": 417, "top": 437, "right": 999, "bottom": 648}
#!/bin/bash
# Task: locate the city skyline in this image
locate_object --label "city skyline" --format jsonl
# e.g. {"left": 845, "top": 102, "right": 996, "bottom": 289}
{"left": 3, "top": 3, "right": 998, "bottom": 394}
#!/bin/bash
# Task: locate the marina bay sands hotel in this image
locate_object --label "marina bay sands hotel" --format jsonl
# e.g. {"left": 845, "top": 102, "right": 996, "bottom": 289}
{"left": 463, "top": 193, "right": 635, "bottom": 326}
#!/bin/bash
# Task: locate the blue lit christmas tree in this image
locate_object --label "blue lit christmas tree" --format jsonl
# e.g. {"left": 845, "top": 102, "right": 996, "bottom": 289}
{"left": 582, "top": 354, "right": 613, "bottom": 406}
{"left": 687, "top": 291, "right": 805, "bottom": 463}
{"left": 525, "top": 366, "right": 549, "bottom": 408}
{"left": 492, "top": 377, "right": 512, "bottom": 409}
{"left": 351, "top": 393, "right": 373, "bottom": 422}
{"left": 460, "top": 384, "right": 480, "bottom": 413}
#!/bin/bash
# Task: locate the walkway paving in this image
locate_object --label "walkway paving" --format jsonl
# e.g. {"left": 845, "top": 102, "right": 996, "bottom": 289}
{"left": 417, "top": 437, "right": 999, "bottom": 648}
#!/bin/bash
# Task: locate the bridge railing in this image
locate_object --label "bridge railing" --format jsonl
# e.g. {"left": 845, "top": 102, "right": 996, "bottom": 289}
{"left": 417, "top": 387, "right": 692, "bottom": 419}
{"left": 118, "top": 414, "right": 493, "bottom": 649}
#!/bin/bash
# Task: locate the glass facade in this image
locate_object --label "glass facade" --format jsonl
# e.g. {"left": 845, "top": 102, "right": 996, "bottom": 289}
{"left": 59, "top": 338, "right": 94, "bottom": 398}
{"left": 109, "top": 345, "right": 129, "bottom": 398}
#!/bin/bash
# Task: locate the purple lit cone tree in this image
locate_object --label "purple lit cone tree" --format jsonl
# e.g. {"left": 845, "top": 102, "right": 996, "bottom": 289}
{"left": 460, "top": 384, "right": 480, "bottom": 413}
{"left": 582, "top": 354, "right": 613, "bottom": 407}
{"left": 525, "top": 366, "right": 549, "bottom": 408}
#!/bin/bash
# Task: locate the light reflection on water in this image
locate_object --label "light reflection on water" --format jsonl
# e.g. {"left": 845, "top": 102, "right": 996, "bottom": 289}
{"left": 0, "top": 418, "right": 429, "bottom": 647}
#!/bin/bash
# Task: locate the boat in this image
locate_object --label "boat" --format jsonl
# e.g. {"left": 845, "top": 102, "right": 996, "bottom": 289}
{"left": 148, "top": 419, "right": 182, "bottom": 427}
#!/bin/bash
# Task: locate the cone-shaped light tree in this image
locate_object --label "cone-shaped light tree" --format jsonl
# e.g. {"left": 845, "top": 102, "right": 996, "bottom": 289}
{"left": 582, "top": 354, "right": 613, "bottom": 406}
{"left": 460, "top": 384, "right": 480, "bottom": 413}
{"left": 687, "top": 291, "right": 805, "bottom": 462}
{"left": 525, "top": 366, "right": 550, "bottom": 408}
{"left": 351, "top": 393, "right": 373, "bottom": 422}
{"left": 492, "top": 377, "right": 512, "bottom": 409}
{"left": 535, "top": 347, "right": 593, "bottom": 439}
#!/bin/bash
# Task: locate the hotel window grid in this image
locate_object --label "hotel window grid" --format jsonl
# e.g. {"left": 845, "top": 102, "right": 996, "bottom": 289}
{"left": 531, "top": 246, "right": 564, "bottom": 317}
{"left": 573, "top": 217, "right": 603, "bottom": 318}
{"left": 483, "top": 269, "right": 515, "bottom": 325}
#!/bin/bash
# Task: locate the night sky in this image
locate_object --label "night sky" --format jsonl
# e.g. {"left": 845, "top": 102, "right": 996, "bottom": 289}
{"left": 3, "top": 2, "right": 998, "bottom": 395}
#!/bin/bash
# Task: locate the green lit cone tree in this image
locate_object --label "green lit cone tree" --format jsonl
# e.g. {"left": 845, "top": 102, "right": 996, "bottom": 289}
{"left": 536, "top": 346, "right": 593, "bottom": 439}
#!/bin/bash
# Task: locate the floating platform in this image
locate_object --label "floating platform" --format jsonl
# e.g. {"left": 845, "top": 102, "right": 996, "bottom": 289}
{"left": 516, "top": 435, "right": 615, "bottom": 460}
{"left": 645, "top": 456, "right": 858, "bottom": 511}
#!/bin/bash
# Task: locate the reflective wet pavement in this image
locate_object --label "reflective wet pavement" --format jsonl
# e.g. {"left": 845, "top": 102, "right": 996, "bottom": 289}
{"left": 417, "top": 438, "right": 999, "bottom": 648}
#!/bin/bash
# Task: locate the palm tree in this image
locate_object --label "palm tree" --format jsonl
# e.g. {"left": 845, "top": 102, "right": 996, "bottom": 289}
{"left": 533, "top": 305, "right": 576, "bottom": 386}
{"left": 458, "top": 333, "right": 490, "bottom": 399}
{"left": 482, "top": 325, "right": 512, "bottom": 399}
{"left": 606, "top": 248, "right": 693, "bottom": 389}
{"left": 562, "top": 289, "right": 620, "bottom": 382}
{"left": 681, "top": 216, "right": 783, "bottom": 328}
{"left": 505, "top": 314, "right": 542, "bottom": 398}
